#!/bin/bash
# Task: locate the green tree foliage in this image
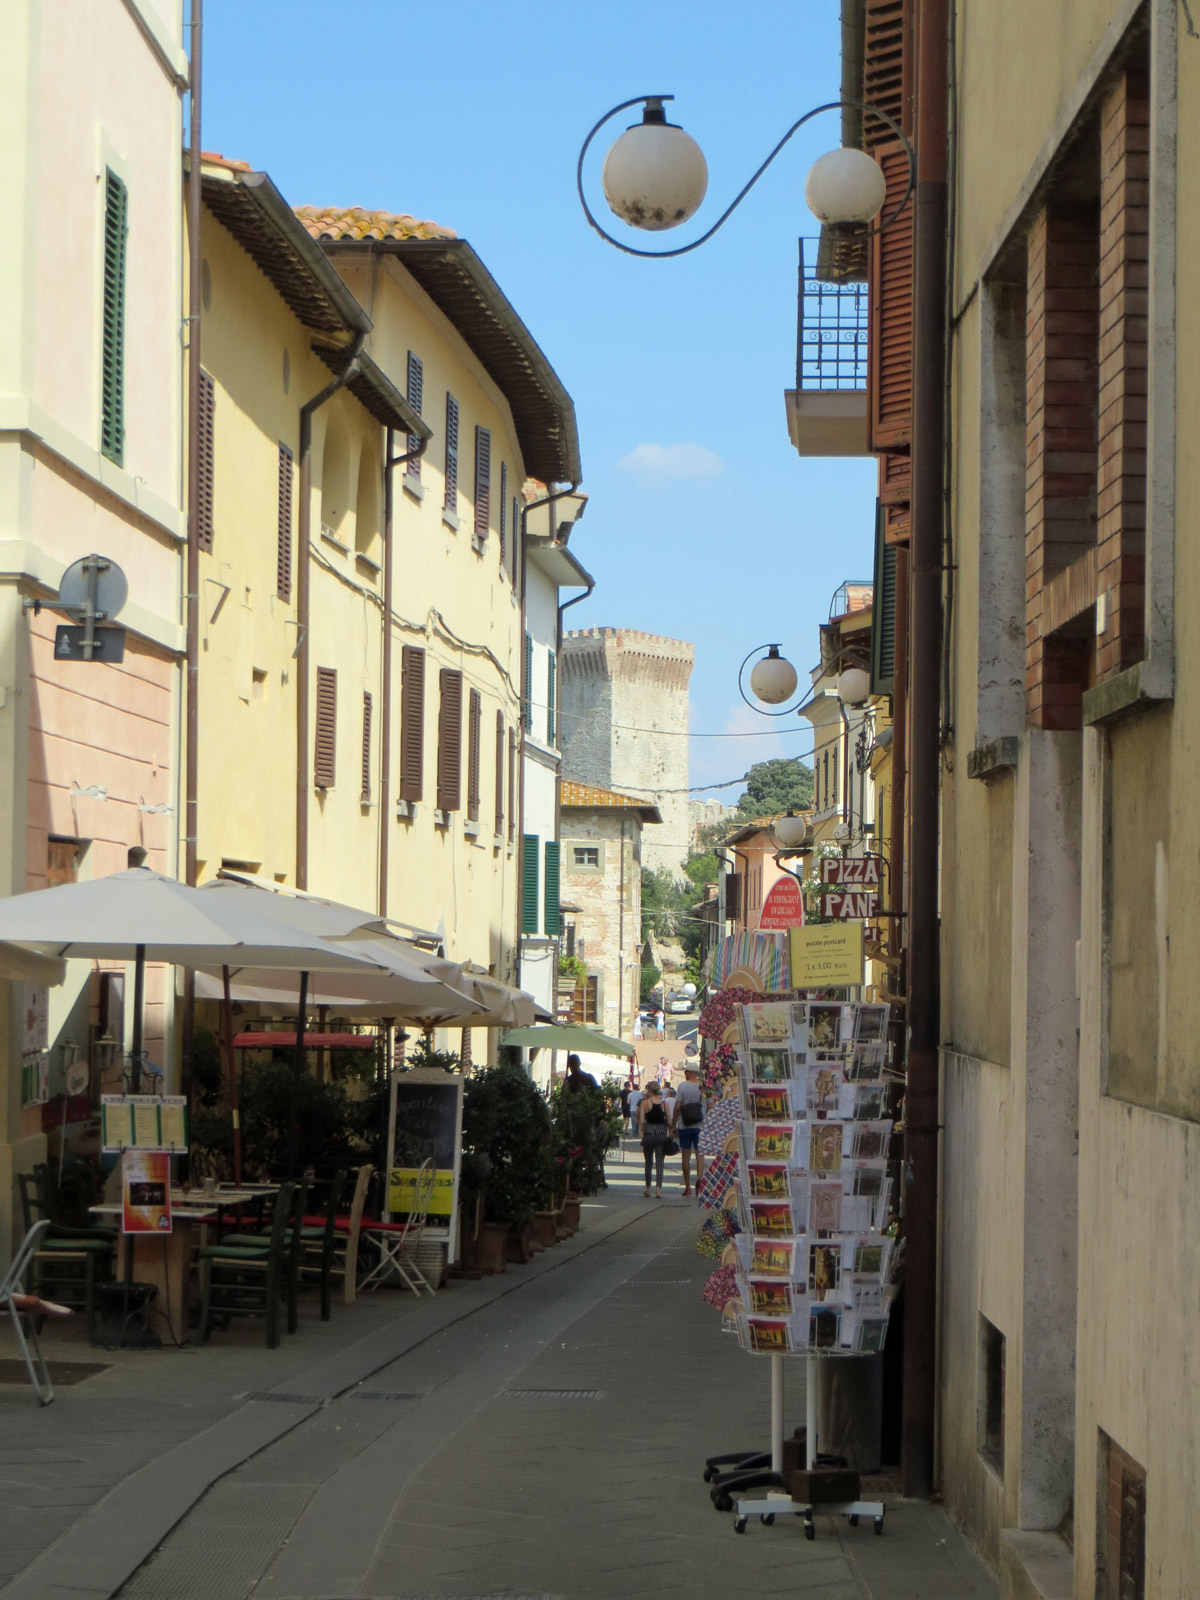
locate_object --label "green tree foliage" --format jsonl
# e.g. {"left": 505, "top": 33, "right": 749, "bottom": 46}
{"left": 641, "top": 849, "right": 722, "bottom": 969}
{"left": 733, "top": 757, "right": 814, "bottom": 821}
{"left": 640, "top": 962, "right": 662, "bottom": 1001}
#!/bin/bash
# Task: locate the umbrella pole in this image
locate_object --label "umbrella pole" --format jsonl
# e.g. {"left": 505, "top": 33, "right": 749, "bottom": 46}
{"left": 131, "top": 943, "right": 145, "bottom": 1093}
{"left": 285, "top": 971, "right": 309, "bottom": 1180}
{"left": 221, "top": 965, "right": 241, "bottom": 1186}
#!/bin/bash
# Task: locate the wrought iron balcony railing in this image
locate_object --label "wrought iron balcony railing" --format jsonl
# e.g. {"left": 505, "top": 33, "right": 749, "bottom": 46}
{"left": 796, "top": 237, "right": 867, "bottom": 392}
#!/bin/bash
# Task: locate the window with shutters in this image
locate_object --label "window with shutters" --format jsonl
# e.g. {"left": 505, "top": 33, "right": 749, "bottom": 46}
{"left": 863, "top": 0, "right": 913, "bottom": 153}
{"left": 399, "top": 645, "right": 425, "bottom": 803}
{"left": 571, "top": 975, "right": 599, "bottom": 1025}
{"left": 507, "top": 727, "right": 516, "bottom": 842}
{"left": 725, "top": 871, "right": 742, "bottom": 922}
{"left": 100, "top": 169, "right": 128, "bottom": 466}
{"left": 473, "top": 426, "right": 491, "bottom": 543}
{"left": 466, "top": 687, "right": 482, "bottom": 822}
{"left": 314, "top": 667, "right": 337, "bottom": 789}
{"left": 523, "top": 632, "right": 534, "bottom": 731}
{"left": 870, "top": 501, "right": 897, "bottom": 696}
{"left": 406, "top": 352, "right": 423, "bottom": 474}
{"left": 868, "top": 141, "right": 914, "bottom": 453}
{"left": 444, "top": 393, "right": 459, "bottom": 513}
{"left": 547, "top": 650, "right": 557, "bottom": 745}
{"left": 511, "top": 494, "right": 521, "bottom": 583}
{"left": 543, "top": 841, "right": 561, "bottom": 936}
{"left": 499, "top": 462, "right": 508, "bottom": 568}
{"left": 494, "top": 712, "right": 505, "bottom": 835}
{"left": 196, "top": 370, "right": 215, "bottom": 552}
{"left": 436, "top": 667, "right": 463, "bottom": 813}
{"left": 277, "top": 443, "right": 294, "bottom": 601}
{"left": 361, "top": 691, "right": 372, "bottom": 802}
{"left": 522, "top": 834, "right": 539, "bottom": 934}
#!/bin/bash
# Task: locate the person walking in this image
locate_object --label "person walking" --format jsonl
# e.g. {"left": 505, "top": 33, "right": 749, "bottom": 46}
{"left": 671, "top": 1063, "right": 705, "bottom": 1198}
{"left": 654, "top": 1006, "right": 666, "bottom": 1040}
{"left": 632, "top": 1012, "right": 644, "bottom": 1043}
{"left": 658, "top": 1054, "right": 673, "bottom": 1089}
{"left": 637, "top": 1081, "right": 670, "bottom": 1199}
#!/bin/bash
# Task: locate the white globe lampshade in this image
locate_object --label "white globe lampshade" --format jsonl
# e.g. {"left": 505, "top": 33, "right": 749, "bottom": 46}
{"left": 837, "top": 666, "right": 871, "bottom": 706}
{"left": 804, "top": 146, "right": 888, "bottom": 226}
{"left": 774, "top": 812, "right": 808, "bottom": 849}
{"left": 682, "top": 981, "right": 697, "bottom": 998}
{"left": 749, "top": 649, "right": 798, "bottom": 706}
{"left": 602, "top": 118, "right": 709, "bottom": 232}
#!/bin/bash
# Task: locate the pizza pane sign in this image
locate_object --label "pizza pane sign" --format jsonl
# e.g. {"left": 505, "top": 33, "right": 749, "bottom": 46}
{"left": 819, "top": 854, "right": 881, "bottom": 920}
{"left": 759, "top": 874, "right": 805, "bottom": 929}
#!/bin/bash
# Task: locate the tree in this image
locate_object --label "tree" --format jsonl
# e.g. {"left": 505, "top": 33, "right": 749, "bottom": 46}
{"left": 733, "top": 757, "right": 813, "bottom": 821}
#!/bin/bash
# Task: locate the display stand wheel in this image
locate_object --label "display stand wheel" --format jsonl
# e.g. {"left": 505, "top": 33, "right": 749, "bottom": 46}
{"left": 734, "top": 1516, "right": 747, "bottom": 1535}
{"left": 849, "top": 1515, "right": 858, "bottom": 1526}
{"left": 760, "top": 1514, "right": 775, "bottom": 1526}
{"left": 713, "top": 1491, "right": 733, "bottom": 1512}
{"left": 804, "top": 1510, "right": 815, "bottom": 1541}
{"left": 874, "top": 1515, "right": 884, "bottom": 1535}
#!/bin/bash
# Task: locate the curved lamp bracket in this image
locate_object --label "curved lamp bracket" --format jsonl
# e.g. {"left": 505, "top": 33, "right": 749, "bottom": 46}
{"left": 738, "top": 642, "right": 807, "bottom": 719}
{"left": 577, "top": 96, "right": 916, "bottom": 259}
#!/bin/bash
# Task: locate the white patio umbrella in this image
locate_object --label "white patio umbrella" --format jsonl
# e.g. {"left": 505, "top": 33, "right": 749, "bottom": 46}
{"left": 0, "top": 943, "right": 65, "bottom": 986}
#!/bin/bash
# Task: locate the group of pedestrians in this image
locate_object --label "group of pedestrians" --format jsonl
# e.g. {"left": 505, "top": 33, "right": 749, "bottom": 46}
{"left": 619, "top": 1064, "right": 705, "bottom": 1200}
{"left": 631, "top": 1007, "right": 666, "bottom": 1042}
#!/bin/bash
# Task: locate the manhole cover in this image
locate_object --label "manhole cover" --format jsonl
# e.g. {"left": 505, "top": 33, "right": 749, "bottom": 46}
{"left": 350, "top": 1390, "right": 427, "bottom": 1401}
{"left": 0, "top": 1359, "right": 110, "bottom": 1386}
{"left": 241, "top": 1391, "right": 324, "bottom": 1404}
{"left": 502, "top": 1389, "right": 603, "bottom": 1401}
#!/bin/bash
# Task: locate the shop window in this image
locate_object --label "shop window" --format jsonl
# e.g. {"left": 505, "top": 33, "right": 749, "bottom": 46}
{"left": 978, "top": 1315, "right": 1005, "bottom": 1474}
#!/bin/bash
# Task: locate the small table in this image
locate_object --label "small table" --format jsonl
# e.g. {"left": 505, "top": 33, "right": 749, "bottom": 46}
{"left": 89, "top": 1203, "right": 217, "bottom": 1344}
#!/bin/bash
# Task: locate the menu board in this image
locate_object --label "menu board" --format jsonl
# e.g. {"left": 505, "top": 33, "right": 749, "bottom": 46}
{"left": 386, "top": 1069, "right": 463, "bottom": 1254}
{"left": 101, "top": 1095, "right": 188, "bottom": 1152}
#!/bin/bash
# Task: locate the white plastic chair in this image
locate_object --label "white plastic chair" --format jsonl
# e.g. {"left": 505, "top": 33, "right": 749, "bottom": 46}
{"left": 1, "top": 1221, "right": 58, "bottom": 1404}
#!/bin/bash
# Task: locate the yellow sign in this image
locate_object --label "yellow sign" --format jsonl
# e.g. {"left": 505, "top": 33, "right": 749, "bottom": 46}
{"left": 789, "top": 922, "right": 864, "bottom": 989}
{"left": 387, "top": 1166, "right": 455, "bottom": 1218}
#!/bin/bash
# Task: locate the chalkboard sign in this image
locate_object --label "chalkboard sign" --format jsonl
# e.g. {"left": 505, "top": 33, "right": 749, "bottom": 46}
{"left": 386, "top": 1069, "right": 463, "bottom": 1257}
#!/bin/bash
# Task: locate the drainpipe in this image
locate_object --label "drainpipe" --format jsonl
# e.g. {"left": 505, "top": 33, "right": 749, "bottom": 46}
{"left": 379, "top": 425, "right": 428, "bottom": 916}
{"left": 891, "top": 548, "right": 909, "bottom": 933}
{"left": 903, "top": 0, "right": 949, "bottom": 1500}
{"left": 295, "top": 332, "right": 365, "bottom": 889}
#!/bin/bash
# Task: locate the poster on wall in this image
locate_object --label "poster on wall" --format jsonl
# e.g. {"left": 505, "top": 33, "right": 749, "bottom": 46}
{"left": 20, "top": 983, "right": 50, "bottom": 1108}
{"left": 121, "top": 1149, "right": 172, "bottom": 1235}
{"left": 386, "top": 1069, "right": 464, "bottom": 1260}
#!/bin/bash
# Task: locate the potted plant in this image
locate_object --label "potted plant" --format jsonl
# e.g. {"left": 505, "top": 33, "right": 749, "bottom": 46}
{"left": 461, "top": 1063, "right": 551, "bottom": 1272}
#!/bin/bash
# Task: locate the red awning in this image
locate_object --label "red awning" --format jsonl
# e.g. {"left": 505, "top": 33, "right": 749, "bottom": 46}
{"left": 233, "top": 1031, "right": 376, "bottom": 1049}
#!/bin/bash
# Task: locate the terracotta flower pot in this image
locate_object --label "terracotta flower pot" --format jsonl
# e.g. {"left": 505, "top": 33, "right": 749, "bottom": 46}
{"left": 531, "top": 1210, "right": 560, "bottom": 1250}
{"left": 505, "top": 1223, "right": 535, "bottom": 1264}
{"left": 559, "top": 1195, "right": 582, "bottom": 1235}
{"left": 475, "top": 1220, "right": 509, "bottom": 1275}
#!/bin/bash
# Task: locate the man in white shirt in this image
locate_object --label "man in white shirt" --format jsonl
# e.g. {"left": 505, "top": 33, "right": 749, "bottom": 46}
{"left": 671, "top": 1065, "right": 705, "bottom": 1197}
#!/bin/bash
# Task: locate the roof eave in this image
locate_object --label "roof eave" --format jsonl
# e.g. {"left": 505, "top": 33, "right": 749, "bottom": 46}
{"left": 312, "top": 343, "right": 432, "bottom": 440}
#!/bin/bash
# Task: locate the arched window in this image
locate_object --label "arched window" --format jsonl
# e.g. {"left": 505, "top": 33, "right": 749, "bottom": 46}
{"left": 354, "top": 437, "right": 381, "bottom": 566}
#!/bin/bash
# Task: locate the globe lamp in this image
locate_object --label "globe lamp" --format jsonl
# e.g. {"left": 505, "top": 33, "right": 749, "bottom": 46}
{"left": 601, "top": 100, "right": 709, "bottom": 232}
{"left": 837, "top": 666, "right": 871, "bottom": 706}
{"left": 749, "top": 645, "right": 798, "bottom": 706}
{"left": 774, "top": 812, "right": 808, "bottom": 850}
{"left": 804, "top": 146, "right": 888, "bottom": 226}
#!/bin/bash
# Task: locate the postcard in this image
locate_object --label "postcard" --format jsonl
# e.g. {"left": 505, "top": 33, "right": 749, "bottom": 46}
{"left": 748, "top": 1317, "right": 791, "bottom": 1354}
{"left": 853, "top": 1084, "right": 886, "bottom": 1122}
{"left": 853, "top": 1240, "right": 886, "bottom": 1277}
{"left": 808, "top": 1178, "right": 843, "bottom": 1237}
{"left": 807, "top": 1003, "right": 843, "bottom": 1052}
{"left": 747, "top": 1161, "right": 791, "bottom": 1199}
{"left": 807, "top": 1064, "right": 843, "bottom": 1117}
{"left": 809, "top": 1242, "right": 842, "bottom": 1299}
{"left": 750, "top": 1201, "right": 794, "bottom": 1238}
{"left": 845, "top": 1043, "right": 887, "bottom": 1083}
{"left": 748, "top": 1084, "right": 792, "bottom": 1122}
{"left": 750, "top": 1239, "right": 795, "bottom": 1277}
{"left": 851, "top": 1280, "right": 885, "bottom": 1317}
{"left": 749, "top": 1047, "right": 791, "bottom": 1084}
{"left": 809, "top": 1305, "right": 840, "bottom": 1351}
{"left": 855, "top": 1004, "right": 888, "bottom": 1045}
{"left": 744, "top": 1004, "right": 792, "bottom": 1046}
{"left": 753, "top": 1122, "right": 795, "bottom": 1160}
{"left": 852, "top": 1160, "right": 886, "bottom": 1197}
{"left": 748, "top": 1278, "right": 794, "bottom": 1315}
{"left": 852, "top": 1123, "right": 890, "bottom": 1162}
{"left": 809, "top": 1122, "right": 843, "bottom": 1174}
{"left": 856, "top": 1317, "right": 889, "bottom": 1355}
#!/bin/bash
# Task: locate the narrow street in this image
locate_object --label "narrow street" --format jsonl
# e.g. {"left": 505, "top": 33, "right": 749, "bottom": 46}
{"left": 3, "top": 1155, "right": 993, "bottom": 1600}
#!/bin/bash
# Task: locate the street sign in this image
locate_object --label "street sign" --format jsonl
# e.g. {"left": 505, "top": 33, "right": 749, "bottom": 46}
{"left": 759, "top": 874, "right": 805, "bottom": 929}
{"left": 822, "top": 888, "right": 881, "bottom": 920}
{"left": 58, "top": 554, "right": 128, "bottom": 624}
{"left": 54, "top": 624, "right": 126, "bottom": 662}
{"left": 789, "top": 923, "right": 864, "bottom": 988}
{"left": 819, "top": 855, "right": 882, "bottom": 887}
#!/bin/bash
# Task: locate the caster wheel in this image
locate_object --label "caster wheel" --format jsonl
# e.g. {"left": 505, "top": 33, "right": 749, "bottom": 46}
{"left": 804, "top": 1521, "right": 815, "bottom": 1541}
{"left": 703, "top": 1467, "right": 716, "bottom": 1482}
{"left": 713, "top": 1493, "right": 732, "bottom": 1512}
{"left": 760, "top": 1514, "right": 775, "bottom": 1526}
{"left": 874, "top": 1516, "right": 884, "bottom": 1536}
{"left": 848, "top": 1515, "right": 859, "bottom": 1527}
{"left": 734, "top": 1517, "right": 747, "bottom": 1535}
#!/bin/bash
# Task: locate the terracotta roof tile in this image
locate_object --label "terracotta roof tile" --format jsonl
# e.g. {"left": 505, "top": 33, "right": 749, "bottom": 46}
{"left": 560, "top": 781, "right": 663, "bottom": 824}
{"left": 294, "top": 204, "right": 456, "bottom": 244}
{"left": 201, "top": 151, "right": 253, "bottom": 173}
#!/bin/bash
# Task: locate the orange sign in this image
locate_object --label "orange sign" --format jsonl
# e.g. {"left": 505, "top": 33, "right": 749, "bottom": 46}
{"left": 121, "top": 1150, "right": 172, "bottom": 1235}
{"left": 759, "top": 875, "right": 805, "bottom": 929}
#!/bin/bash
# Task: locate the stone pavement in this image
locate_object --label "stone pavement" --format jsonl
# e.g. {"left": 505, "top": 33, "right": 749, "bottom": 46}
{"left": 2, "top": 1155, "right": 997, "bottom": 1600}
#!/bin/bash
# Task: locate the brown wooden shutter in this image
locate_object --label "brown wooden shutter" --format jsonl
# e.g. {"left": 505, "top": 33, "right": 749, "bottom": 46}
{"left": 399, "top": 644, "right": 425, "bottom": 803}
{"left": 437, "top": 667, "right": 463, "bottom": 812}
{"left": 467, "top": 687, "right": 482, "bottom": 821}
{"left": 473, "top": 426, "right": 491, "bottom": 541}
{"left": 867, "top": 140, "right": 914, "bottom": 452}
{"left": 495, "top": 711, "right": 505, "bottom": 834}
{"left": 726, "top": 871, "right": 742, "bottom": 921}
{"left": 277, "top": 442, "right": 294, "bottom": 600}
{"left": 197, "top": 370, "right": 215, "bottom": 553}
{"left": 444, "top": 393, "right": 459, "bottom": 510}
{"left": 507, "top": 726, "right": 516, "bottom": 841}
{"left": 314, "top": 667, "right": 337, "bottom": 789}
{"left": 862, "top": 0, "right": 913, "bottom": 152}
{"left": 498, "top": 462, "right": 508, "bottom": 566}
{"left": 406, "top": 352, "right": 423, "bottom": 471}
{"left": 361, "top": 691, "right": 372, "bottom": 801}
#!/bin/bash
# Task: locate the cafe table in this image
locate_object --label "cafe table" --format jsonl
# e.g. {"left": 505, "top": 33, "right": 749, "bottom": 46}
{"left": 89, "top": 1201, "right": 217, "bottom": 1344}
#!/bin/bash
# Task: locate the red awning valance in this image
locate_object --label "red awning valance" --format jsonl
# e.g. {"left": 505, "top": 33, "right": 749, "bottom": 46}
{"left": 233, "top": 1031, "right": 376, "bottom": 1049}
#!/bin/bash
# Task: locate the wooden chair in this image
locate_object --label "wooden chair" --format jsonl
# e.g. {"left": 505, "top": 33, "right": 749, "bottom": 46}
{"left": 17, "top": 1171, "right": 114, "bottom": 1339}
{"left": 332, "top": 1163, "right": 372, "bottom": 1306}
{"left": 198, "top": 1182, "right": 293, "bottom": 1348}
{"left": 299, "top": 1170, "right": 347, "bottom": 1321}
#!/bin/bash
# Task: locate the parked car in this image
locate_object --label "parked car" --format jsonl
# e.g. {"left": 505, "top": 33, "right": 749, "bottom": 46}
{"left": 666, "top": 991, "right": 693, "bottom": 1014}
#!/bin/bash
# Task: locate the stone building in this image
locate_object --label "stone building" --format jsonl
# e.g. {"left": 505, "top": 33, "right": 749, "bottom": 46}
{"left": 559, "top": 781, "right": 661, "bottom": 1041}
{"left": 559, "top": 628, "right": 692, "bottom": 879}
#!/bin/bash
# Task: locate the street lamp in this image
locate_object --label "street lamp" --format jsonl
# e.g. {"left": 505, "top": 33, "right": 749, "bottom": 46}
{"left": 772, "top": 811, "right": 809, "bottom": 851}
{"left": 737, "top": 643, "right": 804, "bottom": 718}
{"left": 836, "top": 666, "right": 871, "bottom": 707}
{"left": 578, "top": 95, "right": 914, "bottom": 259}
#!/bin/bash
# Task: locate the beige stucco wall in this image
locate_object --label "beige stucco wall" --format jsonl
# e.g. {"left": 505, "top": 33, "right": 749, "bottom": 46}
{"left": 561, "top": 808, "right": 642, "bottom": 1041}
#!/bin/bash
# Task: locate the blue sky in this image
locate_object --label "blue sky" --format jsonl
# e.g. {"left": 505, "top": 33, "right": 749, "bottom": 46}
{"left": 202, "top": 0, "right": 877, "bottom": 793}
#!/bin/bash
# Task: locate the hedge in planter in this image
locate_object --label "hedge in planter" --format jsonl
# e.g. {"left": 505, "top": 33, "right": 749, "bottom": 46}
{"left": 461, "top": 1062, "right": 551, "bottom": 1230}
{"left": 549, "top": 1081, "right": 618, "bottom": 1196}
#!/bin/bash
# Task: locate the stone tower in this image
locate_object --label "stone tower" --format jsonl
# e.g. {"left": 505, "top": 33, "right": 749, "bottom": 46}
{"left": 560, "top": 628, "right": 694, "bottom": 878}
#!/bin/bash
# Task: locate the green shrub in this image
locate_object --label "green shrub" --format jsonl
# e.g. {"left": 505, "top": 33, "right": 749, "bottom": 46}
{"left": 461, "top": 1062, "right": 552, "bottom": 1228}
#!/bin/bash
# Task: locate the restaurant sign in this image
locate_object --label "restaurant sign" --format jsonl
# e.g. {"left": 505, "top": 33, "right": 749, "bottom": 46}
{"left": 818, "top": 854, "right": 882, "bottom": 920}
{"left": 758, "top": 874, "right": 805, "bottom": 929}
{"left": 386, "top": 1068, "right": 464, "bottom": 1260}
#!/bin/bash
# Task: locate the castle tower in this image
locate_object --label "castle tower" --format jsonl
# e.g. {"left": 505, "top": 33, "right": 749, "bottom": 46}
{"left": 560, "top": 628, "right": 694, "bottom": 878}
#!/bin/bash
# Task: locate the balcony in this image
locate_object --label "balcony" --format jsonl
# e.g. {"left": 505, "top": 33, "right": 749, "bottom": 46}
{"left": 783, "top": 237, "right": 869, "bottom": 458}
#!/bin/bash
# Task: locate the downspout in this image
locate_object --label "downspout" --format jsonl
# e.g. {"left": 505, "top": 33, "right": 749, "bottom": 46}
{"left": 379, "top": 425, "right": 428, "bottom": 916}
{"left": 903, "top": 0, "right": 949, "bottom": 1501}
{"left": 295, "top": 331, "right": 365, "bottom": 889}
{"left": 837, "top": 702, "right": 852, "bottom": 836}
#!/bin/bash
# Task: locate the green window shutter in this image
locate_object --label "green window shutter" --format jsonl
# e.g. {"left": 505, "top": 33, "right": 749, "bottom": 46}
{"left": 101, "top": 169, "right": 128, "bottom": 466}
{"left": 522, "top": 834, "right": 539, "bottom": 934}
{"left": 870, "top": 499, "right": 897, "bottom": 696}
{"left": 544, "top": 840, "right": 561, "bottom": 935}
{"left": 523, "top": 632, "right": 534, "bottom": 732}
{"left": 546, "top": 650, "right": 556, "bottom": 744}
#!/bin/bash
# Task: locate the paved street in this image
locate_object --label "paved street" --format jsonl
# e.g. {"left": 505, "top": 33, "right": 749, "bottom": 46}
{"left": 2, "top": 1155, "right": 995, "bottom": 1600}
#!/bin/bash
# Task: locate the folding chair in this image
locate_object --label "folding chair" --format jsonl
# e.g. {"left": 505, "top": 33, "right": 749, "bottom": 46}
{"left": 1, "top": 1221, "right": 68, "bottom": 1404}
{"left": 359, "top": 1159, "right": 437, "bottom": 1295}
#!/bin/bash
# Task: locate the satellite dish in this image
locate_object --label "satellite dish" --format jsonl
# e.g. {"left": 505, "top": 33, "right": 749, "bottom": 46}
{"left": 58, "top": 555, "right": 128, "bottom": 623}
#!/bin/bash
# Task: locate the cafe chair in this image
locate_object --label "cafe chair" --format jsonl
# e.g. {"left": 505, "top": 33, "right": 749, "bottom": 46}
{"left": 1, "top": 1221, "right": 70, "bottom": 1405}
{"left": 299, "top": 1170, "right": 347, "bottom": 1321}
{"left": 17, "top": 1170, "right": 114, "bottom": 1339}
{"left": 358, "top": 1159, "right": 437, "bottom": 1297}
{"left": 197, "top": 1182, "right": 294, "bottom": 1348}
